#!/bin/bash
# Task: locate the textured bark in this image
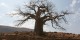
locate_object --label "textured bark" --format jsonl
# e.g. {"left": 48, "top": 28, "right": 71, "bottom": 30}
{"left": 34, "top": 19, "right": 44, "bottom": 36}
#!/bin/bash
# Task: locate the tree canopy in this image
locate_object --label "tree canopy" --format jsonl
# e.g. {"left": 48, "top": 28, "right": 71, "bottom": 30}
{"left": 10, "top": 0, "right": 71, "bottom": 36}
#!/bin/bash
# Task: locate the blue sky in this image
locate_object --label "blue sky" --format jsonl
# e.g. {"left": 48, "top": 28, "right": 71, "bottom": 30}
{"left": 0, "top": 0, "right": 80, "bottom": 34}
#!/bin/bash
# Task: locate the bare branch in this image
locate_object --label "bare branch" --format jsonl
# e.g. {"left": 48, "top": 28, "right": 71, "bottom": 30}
{"left": 42, "top": 12, "right": 68, "bottom": 30}
{"left": 15, "top": 16, "right": 31, "bottom": 26}
{"left": 25, "top": 5, "right": 36, "bottom": 13}
{"left": 41, "top": 12, "right": 53, "bottom": 20}
{"left": 51, "top": 20, "right": 56, "bottom": 29}
{"left": 41, "top": 15, "right": 50, "bottom": 19}
{"left": 18, "top": 12, "right": 35, "bottom": 19}
{"left": 53, "top": 19, "right": 66, "bottom": 30}
{"left": 62, "top": 16, "right": 68, "bottom": 23}
{"left": 43, "top": 18, "right": 52, "bottom": 23}
{"left": 12, "top": 0, "right": 71, "bottom": 31}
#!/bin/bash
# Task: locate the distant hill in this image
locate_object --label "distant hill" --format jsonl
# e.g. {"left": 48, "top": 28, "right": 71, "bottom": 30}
{"left": 0, "top": 25, "right": 80, "bottom": 40}
{"left": 0, "top": 25, "right": 33, "bottom": 33}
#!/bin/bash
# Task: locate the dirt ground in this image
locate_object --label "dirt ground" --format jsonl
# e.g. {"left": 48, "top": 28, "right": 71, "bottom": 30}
{"left": 0, "top": 32, "right": 80, "bottom": 40}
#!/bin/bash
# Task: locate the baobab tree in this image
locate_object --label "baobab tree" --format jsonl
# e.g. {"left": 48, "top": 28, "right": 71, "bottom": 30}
{"left": 11, "top": 0, "right": 70, "bottom": 36}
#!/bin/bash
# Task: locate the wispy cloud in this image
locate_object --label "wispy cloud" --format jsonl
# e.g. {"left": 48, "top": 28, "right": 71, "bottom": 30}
{"left": 69, "top": 0, "right": 80, "bottom": 19}
{"left": 70, "top": 0, "right": 77, "bottom": 8}
{"left": 0, "top": 2, "right": 8, "bottom": 8}
{"left": 67, "top": 0, "right": 80, "bottom": 34}
{"left": 78, "top": 0, "right": 80, "bottom": 3}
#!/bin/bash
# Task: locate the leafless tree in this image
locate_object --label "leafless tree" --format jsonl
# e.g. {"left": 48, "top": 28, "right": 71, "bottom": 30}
{"left": 12, "top": 0, "right": 70, "bottom": 36}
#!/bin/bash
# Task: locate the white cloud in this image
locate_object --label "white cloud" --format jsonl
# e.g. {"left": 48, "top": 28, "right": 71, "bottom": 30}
{"left": 0, "top": 14, "right": 5, "bottom": 19}
{"left": 70, "top": 0, "right": 77, "bottom": 8}
{"left": 0, "top": 2, "right": 8, "bottom": 8}
{"left": 7, "top": 11, "right": 19, "bottom": 16}
{"left": 78, "top": 0, "right": 80, "bottom": 3}
{"left": 68, "top": 0, "right": 80, "bottom": 33}
{"left": 69, "top": 0, "right": 79, "bottom": 12}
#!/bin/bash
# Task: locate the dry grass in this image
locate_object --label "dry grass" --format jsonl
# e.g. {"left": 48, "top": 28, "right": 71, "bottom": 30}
{"left": 0, "top": 31, "right": 80, "bottom": 40}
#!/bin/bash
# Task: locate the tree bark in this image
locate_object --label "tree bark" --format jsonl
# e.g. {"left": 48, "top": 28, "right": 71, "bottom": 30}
{"left": 34, "top": 19, "right": 44, "bottom": 36}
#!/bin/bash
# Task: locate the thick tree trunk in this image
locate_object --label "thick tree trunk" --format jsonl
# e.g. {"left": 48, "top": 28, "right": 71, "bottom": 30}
{"left": 34, "top": 19, "right": 44, "bottom": 36}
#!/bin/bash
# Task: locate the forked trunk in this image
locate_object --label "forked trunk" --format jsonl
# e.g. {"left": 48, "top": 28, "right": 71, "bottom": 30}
{"left": 34, "top": 19, "right": 44, "bottom": 36}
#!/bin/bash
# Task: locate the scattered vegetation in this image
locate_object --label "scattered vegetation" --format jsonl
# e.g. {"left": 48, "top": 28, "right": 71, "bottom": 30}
{"left": 0, "top": 32, "right": 80, "bottom": 40}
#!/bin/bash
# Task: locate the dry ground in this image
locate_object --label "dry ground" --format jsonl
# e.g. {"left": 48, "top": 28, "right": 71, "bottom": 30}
{"left": 0, "top": 31, "right": 80, "bottom": 40}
